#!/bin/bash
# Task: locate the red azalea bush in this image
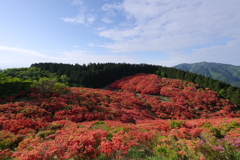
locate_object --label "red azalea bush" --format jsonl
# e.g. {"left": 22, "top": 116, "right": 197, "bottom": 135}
{"left": 0, "top": 73, "right": 240, "bottom": 159}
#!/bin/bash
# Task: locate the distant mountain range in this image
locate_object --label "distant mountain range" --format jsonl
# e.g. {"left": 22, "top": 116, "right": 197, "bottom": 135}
{"left": 174, "top": 62, "right": 240, "bottom": 87}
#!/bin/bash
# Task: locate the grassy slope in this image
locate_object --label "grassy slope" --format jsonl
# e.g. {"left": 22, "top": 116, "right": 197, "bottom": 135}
{"left": 174, "top": 62, "right": 240, "bottom": 87}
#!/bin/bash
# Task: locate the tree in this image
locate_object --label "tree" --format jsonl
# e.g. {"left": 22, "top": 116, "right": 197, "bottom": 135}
{"left": 60, "top": 75, "right": 70, "bottom": 84}
{"left": 231, "top": 89, "right": 240, "bottom": 106}
{"left": 31, "top": 78, "right": 57, "bottom": 94}
{"left": 161, "top": 72, "right": 167, "bottom": 77}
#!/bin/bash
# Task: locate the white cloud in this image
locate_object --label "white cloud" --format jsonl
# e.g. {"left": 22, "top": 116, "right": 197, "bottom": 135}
{"left": 97, "top": 0, "right": 240, "bottom": 54}
{"left": 71, "top": 45, "right": 80, "bottom": 48}
{"left": 86, "top": 14, "right": 96, "bottom": 23}
{"left": 62, "top": 14, "right": 85, "bottom": 24}
{"left": 61, "top": 0, "right": 240, "bottom": 67}
{"left": 0, "top": 46, "right": 138, "bottom": 69}
{"left": 101, "top": 3, "right": 122, "bottom": 24}
{"left": 153, "top": 39, "right": 240, "bottom": 67}
{"left": 190, "top": 39, "right": 240, "bottom": 65}
{"left": 88, "top": 43, "right": 94, "bottom": 47}
{"left": 62, "top": 0, "right": 96, "bottom": 25}
{"left": 62, "top": 13, "right": 96, "bottom": 25}
{"left": 94, "top": 26, "right": 107, "bottom": 31}
{"left": 0, "top": 46, "right": 47, "bottom": 58}
{"left": 71, "top": 0, "right": 83, "bottom": 6}
{"left": 0, "top": 46, "right": 54, "bottom": 69}
{"left": 77, "top": 5, "right": 87, "bottom": 13}
{"left": 102, "top": 3, "right": 122, "bottom": 12}
{"left": 101, "top": 17, "right": 113, "bottom": 23}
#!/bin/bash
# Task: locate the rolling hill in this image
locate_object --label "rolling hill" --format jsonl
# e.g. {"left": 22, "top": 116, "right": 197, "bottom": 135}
{"left": 0, "top": 73, "right": 240, "bottom": 159}
{"left": 174, "top": 62, "right": 240, "bottom": 87}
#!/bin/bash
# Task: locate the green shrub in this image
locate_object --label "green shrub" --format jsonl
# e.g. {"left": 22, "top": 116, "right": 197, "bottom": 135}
{"left": 38, "top": 130, "right": 55, "bottom": 138}
{"left": 90, "top": 121, "right": 110, "bottom": 131}
{"left": 0, "top": 78, "right": 32, "bottom": 99}
{"left": 31, "top": 78, "right": 68, "bottom": 95}
{"left": 0, "top": 131, "right": 22, "bottom": 150}
{"left": 31, "top": 78, "right": 57, "bottom": 94}
{"left": 170, "top": 121, "right": 186, "bottom": 129}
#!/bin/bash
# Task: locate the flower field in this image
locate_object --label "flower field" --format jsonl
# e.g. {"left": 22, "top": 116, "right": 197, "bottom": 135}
{"left": 0, "top": 73, "right": 240, "bottom": 159}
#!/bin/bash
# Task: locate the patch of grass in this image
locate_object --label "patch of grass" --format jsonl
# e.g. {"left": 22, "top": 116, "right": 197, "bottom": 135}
{"left": 63, "top": 105, "right": 72, "bottom": 110}
{"left": 170, "top": 121, "right": 186, "bottom": 129}
{"left": 201, "top": 122, "right": 212, "bottom": 128}
{"left": 19, "top": 108, "right": 31, "bottom": 113}
{"left": 158, "top": 96, "right": 171, "bottom": 102}
{"left": 90, "top": 121, "right": 110, "bottom": 131}
{"left": 48, "top": 124, "right": 63, "bottom": 130}
{"left": 38, "top": 130, "right": 55, "bottom": 138}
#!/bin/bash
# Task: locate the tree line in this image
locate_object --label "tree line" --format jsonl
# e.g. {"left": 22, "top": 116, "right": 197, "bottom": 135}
{"left": 31, "top": 63, "right": 158, "bottom": 88}
{"left": 0, "top": 67, "right": 69, "bottom": 100}
{"left": 31, "top": 62, "right": 240, "bottom": 106}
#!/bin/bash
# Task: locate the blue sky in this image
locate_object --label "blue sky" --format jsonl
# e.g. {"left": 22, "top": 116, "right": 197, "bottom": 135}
{"left": 0, "top": 0, "right": 240, "bottom": 69}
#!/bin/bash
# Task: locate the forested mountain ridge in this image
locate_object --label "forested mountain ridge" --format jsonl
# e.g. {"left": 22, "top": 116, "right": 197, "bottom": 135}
{"left": 31, "top": 62, "right": 240, "bottom": 106}
{"left": 174, "top": 62, "right": 240, "bottom": 87}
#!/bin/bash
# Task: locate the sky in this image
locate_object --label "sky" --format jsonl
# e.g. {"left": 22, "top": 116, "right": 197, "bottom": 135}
{"left": 0, "top": 0, "right": 240, "bottom": 69}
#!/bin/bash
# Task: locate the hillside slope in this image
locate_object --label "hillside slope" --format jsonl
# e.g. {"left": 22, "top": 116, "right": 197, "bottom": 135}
{"left": 174, "top": 62, "right": 240, "bottom": 87}
{"left": 1, "top": 73, "right": 240, "bottom": 159}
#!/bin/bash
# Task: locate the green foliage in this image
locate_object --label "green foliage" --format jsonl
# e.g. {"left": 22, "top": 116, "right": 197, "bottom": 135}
{"left": 54, "top": 82, "right": 68, "bottom": 92}
{"left": 48, "top": 124, "right": 63, "bottom": 130}
{"left": 0, "top": 131, "right": 21, "bottom": 150}
{"left": 219, "top": 89, "right": 227, "bottom": 97}
{"left": 202, "top": 122, "right": 212, "bottom": 128}
{"left": 38, "top": 130, "right": 55, "bottom": 138}
{"left": 154, "top": 144, "right": 187, "bottom": 160}
{"left": 228, "top": 121, "right": 239, "bottom": 128}
{"left": 0, "top": 75, "right": 32, "bottom": 99}
{"left": 60, "top": 74, "right": 70, "bottom": 84}
{"left": 146, "top": 155, "right": 167, "bottom": 160}
{"left": 220, "top": 121, "right": 239, "bottom": 135}
{"left": 31, "top": 62, "right": 159, "bottom": 88}
{"left": 31, "top": 78, "right": 68, "bottom": 94}
{"left": 94, "top": 153, "right": 109, "bottom": 160}
{"left": 94, "top": 121, "right": 107, "bottom": 125}
{"left": 90, "top": 121, "right": 110, "bottom": 131}
{"left": 112, "top": 127, "right": 130, "bottom": 134}
{"left": 201, "top": 122, "right": 224, "bottom": 138}
{"left": 127, "top": 147, "right": 155, "bottom": 159}
{"left": 19, "top": 108, "right": 31, "bottom": 113}
{"left": 0, "top": 73, "right": 7, "bottom": 80}
{"left": 170, "top": 121, "right": 186, "bottom": 129}
{"left": 63, "top": 105, "right": 72, "bottom": 111}
{"left": 31, "top": 78, "right": 57, "bottom": 94}
{"left": 1, "top": 67, "right": 57, "bottom": 81}
{"left": 0, "top": 67, "right": 71, "bottom": 99}
{"left": 211, "top": 127, "right": 224, "bottom": 139}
